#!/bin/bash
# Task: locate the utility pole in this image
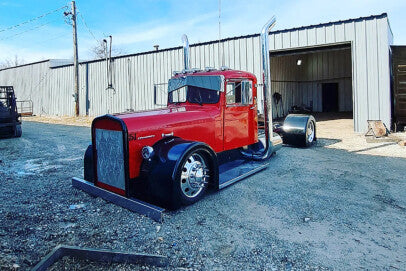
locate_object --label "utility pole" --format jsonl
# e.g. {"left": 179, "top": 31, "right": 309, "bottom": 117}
{"left": 71, "top": 1, "right": 79, "bottom": 116}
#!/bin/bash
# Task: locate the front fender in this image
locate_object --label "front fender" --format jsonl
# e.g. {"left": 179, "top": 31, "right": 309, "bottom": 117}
{"left": 143, "top": 137, "right": 218, "bottom": 209}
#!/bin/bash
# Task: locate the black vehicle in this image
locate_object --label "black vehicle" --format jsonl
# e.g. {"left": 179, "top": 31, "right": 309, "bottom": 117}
{"left": 0, "top": 86, "right": 22, "bottom": 138}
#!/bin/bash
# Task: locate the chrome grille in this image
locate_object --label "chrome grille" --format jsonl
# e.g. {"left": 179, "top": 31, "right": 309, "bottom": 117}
{"left": 95, "top": 128, "right": 126, "bottom": 190}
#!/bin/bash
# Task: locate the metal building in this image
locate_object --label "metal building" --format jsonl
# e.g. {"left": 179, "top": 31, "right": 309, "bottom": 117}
{"left": 0, "top": 13, "right": 393, "bottom": 132}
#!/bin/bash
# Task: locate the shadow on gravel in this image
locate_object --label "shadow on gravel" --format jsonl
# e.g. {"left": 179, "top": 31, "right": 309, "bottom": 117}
{"left": 350, "top": 142, "right": 398, "bottom": 153}
{"left": 313, "top": 138, "right": 341, "bottom": 147}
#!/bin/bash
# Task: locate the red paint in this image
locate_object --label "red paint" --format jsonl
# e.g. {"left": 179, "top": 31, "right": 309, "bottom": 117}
{"left": 92, "top": 69, "right": 259, "bottom": 183}
{"left": 93, "top": 118, "right": 122, "bottom": 131}
{"left": 97, "top": 181, "right": 126, "bottom": 196}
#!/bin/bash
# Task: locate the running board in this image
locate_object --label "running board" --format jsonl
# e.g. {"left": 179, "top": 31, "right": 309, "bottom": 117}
{"left": 218, "top": 160, "right": 269, "bottom": 189}
{"left": 72, "top": 177, "right": 165, "bottom": 223}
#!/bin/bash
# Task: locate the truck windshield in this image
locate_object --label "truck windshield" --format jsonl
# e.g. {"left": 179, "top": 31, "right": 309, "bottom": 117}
{"left": 168, "top": 85, "right": 220, "bottom": 104}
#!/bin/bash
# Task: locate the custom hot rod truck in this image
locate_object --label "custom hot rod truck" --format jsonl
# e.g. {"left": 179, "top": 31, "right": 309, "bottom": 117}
{"left": 73, "top": 17, "right": 316, "bottom": 221}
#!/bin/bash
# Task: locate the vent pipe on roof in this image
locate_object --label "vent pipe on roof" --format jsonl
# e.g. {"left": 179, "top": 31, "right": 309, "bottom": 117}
{"left": 182, "top": 34, "right": 190, "bottom": 70}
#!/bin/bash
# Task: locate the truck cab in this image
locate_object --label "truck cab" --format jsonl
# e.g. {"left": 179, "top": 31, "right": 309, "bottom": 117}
{"left": 167, "top": 69, "right": 258, "bottom": 151}
{"left": 87, "top": 69, "right": 275, "bottom": 208}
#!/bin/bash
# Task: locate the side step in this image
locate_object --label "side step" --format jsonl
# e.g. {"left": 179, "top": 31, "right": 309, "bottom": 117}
{"left": 218, "top": 159, "right": 269, "bottom": 189}
{"left": 72, "top": 177, "right": 165, "bottom": 223}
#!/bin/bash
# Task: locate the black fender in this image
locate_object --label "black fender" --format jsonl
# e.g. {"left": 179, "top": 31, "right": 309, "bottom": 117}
{"left": 144, "top": 137, "right": 218, "bottom": 209}
{"left": 84, "top": 144, "right": 94, "bottom": 182}
{"left": 281, "top": 114, "right": 316, "bottom": 147}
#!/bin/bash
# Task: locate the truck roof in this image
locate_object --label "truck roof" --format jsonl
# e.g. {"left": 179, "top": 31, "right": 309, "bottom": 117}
{"left": 171, "top": 69, "right": 257, "bottom": 82}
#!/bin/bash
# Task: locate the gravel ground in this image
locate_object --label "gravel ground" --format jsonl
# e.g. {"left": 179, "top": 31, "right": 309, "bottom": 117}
{"left": 1, "top": 121, "right": 405, "bottom": 270}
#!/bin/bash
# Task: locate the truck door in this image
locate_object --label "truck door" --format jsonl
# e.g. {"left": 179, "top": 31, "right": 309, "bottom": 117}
{"left": 223, "top": 79, "right": 257, "bottom": 150}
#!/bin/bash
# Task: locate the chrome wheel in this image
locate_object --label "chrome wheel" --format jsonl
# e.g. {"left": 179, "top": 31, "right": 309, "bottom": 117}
{"left": 180, "top": 153, "right": 209, "bottom": 198}
{"left": 306, "top": 121, "right": 315, "bottom": 143}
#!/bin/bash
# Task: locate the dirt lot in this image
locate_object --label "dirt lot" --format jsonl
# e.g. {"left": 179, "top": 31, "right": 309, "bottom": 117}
{"left": 1, "top": 119, "right": 405, "bottom": 270}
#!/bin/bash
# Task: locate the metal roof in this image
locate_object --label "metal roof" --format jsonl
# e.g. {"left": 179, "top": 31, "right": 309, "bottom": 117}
{"left": 270, "top": 13, "right": 388, "bottom": 35}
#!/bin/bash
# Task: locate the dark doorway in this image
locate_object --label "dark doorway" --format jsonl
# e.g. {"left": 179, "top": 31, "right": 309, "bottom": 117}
{"left": 322, "top": 83, "right": 339, "bottom": 112}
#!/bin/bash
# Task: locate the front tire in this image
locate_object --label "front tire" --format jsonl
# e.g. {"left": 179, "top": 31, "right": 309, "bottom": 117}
{"left": 174, "top": 149, "right": 211, "bottom": 206}
{"left": 84, "top": 145, "right": 94, "bottom": 182}
{"left": 14, "top": 124, "right": 22, "bottom": 137}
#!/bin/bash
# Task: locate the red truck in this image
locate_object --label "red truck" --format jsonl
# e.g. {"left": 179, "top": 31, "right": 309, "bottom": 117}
{"left": 77, "top": 18, "right": 316, "bottom": 215}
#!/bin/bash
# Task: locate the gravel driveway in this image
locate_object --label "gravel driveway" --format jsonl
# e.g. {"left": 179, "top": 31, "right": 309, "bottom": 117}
{"left": 0, "top": 121, "right": 405, "bottom": 270}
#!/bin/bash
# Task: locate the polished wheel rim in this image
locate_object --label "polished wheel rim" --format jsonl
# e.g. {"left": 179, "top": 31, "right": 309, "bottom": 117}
{"left": 307, "top": 121, "right": 315, "bottom": 143}
{"left": 180, "top": 153, "right": 209, "bottom": 198}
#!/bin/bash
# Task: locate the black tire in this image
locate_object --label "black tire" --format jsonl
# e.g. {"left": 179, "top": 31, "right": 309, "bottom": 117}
{"left": 304, "top": 119, "right": 316, "bottom": 147}
{"left": 84, "top": 145, "right": 94, "bottom": 182}
{"left": 282, "top": 114, "right": 316, "bottom": 147}
{"left": 14, "top": 124, "right": 22, "bottom": 137}
{"left": 173, "top": 148, "right": 211, "bottom": 206}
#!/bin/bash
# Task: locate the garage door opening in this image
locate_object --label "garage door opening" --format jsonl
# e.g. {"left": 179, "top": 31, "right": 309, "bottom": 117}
{"left": 270, "top": 44, "right": 353, "bottom": 122}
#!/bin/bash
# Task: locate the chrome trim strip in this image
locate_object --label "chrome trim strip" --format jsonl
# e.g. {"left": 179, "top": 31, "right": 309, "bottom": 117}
{"left": 137, "top": 135, "right": 156, "bottom": 140}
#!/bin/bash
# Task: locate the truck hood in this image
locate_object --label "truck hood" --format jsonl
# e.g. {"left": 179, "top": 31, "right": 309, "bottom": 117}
{"left": 115, "top": 105, "right": 219, "bottom": 134}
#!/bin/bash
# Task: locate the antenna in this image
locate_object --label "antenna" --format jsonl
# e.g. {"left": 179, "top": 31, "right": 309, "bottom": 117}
{"left": 218, "top": 0, "right": 224, "bottom": 68}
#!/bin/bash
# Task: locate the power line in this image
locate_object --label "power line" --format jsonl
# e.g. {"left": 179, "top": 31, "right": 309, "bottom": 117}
{"left": 0, "top": 5, "right": 68, "bottom": 34}
{"left": 33, "top": 31, "right": 71, "bottom": 47}
{"left": 77, "top": 10, "right": 99, "bottom": 43}
{"left": 0, "top": 18, "right": 63, "bottom": 41}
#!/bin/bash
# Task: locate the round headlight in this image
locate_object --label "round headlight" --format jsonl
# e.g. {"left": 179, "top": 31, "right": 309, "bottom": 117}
{"left": 142, "top": 146, "right": 154, "bottom": 160}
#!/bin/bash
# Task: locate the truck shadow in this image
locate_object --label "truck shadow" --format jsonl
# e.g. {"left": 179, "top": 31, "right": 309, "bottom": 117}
{"left": 314, "top": 138, "right": 341, "bottom": 147}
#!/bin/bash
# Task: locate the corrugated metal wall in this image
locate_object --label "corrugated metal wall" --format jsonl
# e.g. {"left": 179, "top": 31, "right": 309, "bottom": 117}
{"left": 0, "top": 14, "right": 392, "bottom": 132}
{"left": 0, "top": 61, "right": 75, "bottom": 116}
{"left": 0, "top": 35, "right": 264, "bottom": 116}
{"left": 270, "top": 48, "right": 352, "bottom": 114}
{"left": 269, "top": 14, "right": 393, "bottom": 131}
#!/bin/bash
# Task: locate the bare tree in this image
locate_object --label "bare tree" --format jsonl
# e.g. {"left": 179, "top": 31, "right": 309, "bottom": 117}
{"left": 0, "top": 55, "right": 25, "bottom": 69}
{"left": 90, "top": 39, "right": 126, "bottom": 60}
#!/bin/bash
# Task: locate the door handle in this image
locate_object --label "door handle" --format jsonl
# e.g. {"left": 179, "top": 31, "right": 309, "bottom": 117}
{"left": 250, "top": 106, "right": 256, "bottom": 110}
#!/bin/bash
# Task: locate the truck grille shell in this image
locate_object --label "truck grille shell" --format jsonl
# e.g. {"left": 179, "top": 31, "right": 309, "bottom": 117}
{"left": 95, "top": 128, "right": 126, "bottom": 191}
{"left": 92, "top": 114, "right": 130, "bottom": 197}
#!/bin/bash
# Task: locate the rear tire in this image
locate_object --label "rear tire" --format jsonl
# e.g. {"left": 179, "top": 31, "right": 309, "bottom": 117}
{"left": 282, "top": 114, "right": 316, "bottom": 147}
{"left": 173, "top": 149, "right": 211, "bottom": 206}
{"left": 304, "top": 119, "right": 315, "bottom": 147}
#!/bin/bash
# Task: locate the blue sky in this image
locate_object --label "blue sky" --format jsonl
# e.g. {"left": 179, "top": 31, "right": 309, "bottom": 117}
{"left": 0, "top": 0, "right": 405, "bottom": 63}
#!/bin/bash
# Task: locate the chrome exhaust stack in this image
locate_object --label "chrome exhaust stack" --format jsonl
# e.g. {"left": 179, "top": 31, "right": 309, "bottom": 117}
{"left": 241, "top": 16, "right": 282, "bottom": 160}
{"left": 182, "top": 34, "right": 191, "bottom": 71}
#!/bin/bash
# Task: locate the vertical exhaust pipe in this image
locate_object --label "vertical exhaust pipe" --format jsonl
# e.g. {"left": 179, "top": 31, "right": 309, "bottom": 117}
{"left": 241, "top": 16, "right": 281, "bottom": 160}
{"left": 260, "top": 16, "right": 279, "bottom": 159}
{"left": 182, "top": 34, "right": 190, "bottom": 70}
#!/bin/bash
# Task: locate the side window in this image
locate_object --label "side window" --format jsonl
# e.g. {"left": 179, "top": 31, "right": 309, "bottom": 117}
{"left": 169, "top": 86, "right": 187, "bottom": 103}
{"left": 226, "top": 83, "right": 236, "bottom": 104}
{"left": 226, "top": 80, "right": 252, "bottom": 105}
